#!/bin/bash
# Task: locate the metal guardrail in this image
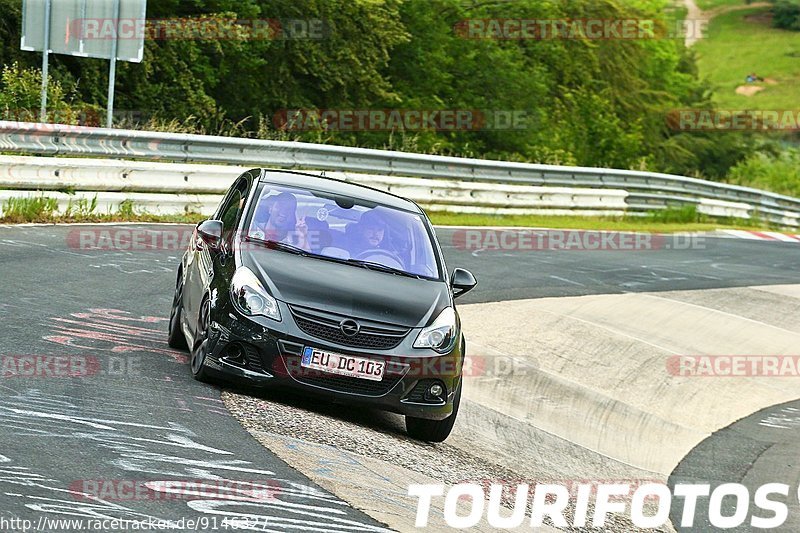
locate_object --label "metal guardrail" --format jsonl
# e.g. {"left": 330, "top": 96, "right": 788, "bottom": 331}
{"left": 0, "top": 156, "right": 631, "bottom": 217}
{"left": 0, "top": 120, "right": 798, "bottom": 226}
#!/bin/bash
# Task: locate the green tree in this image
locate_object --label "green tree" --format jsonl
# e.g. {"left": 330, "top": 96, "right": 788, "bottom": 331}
{"left": 0, "top": 62, "right": 86, "bottom": 123}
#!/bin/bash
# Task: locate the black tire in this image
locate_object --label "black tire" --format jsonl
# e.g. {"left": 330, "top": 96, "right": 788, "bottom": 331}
{"left": 190, "top": 297, "right": 214, "bottom": 383}
{"left": 167, "top": 271, "right": 188, "bottom": 350}
{"left": 405, "top": 382, "right": 461, "bottom": 442}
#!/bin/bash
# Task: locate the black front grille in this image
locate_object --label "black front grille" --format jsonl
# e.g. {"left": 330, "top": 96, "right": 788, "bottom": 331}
{"left": 405, "top": 380, "right": 431, "bottom": 403}
{"left": 289, "top": 370, "right": 403, "bottom": 397}
{"left": 241, "top": 344, "right": 264, "bottom": 372}
{"left": 403, "top": 379, "right": 446, "bottom": 404}
{"left": 290, "top": 306, "right": 409, "bottom": 350}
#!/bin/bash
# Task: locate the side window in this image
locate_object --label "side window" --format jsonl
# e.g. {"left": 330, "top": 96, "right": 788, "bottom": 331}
{"left": 220, "top": 189, "right": 243, "bottom": 244}
{"left": 218, "top": 178, "right": 249, "bottom": 244}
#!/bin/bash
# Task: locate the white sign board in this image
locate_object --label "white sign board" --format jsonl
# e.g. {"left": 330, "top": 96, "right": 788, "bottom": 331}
{"left": 21, "top": 0, "right": 146, "bottom": 63}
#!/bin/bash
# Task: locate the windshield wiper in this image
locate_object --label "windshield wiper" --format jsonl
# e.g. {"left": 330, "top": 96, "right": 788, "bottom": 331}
{"left": 244, "top": 236, "right": 425, "bottom": 278}
{"left": 344, "top": 258, "right": 424, "bottom": 279}
{"left": 244, "top": 236, "right": 308, "bottom": 256}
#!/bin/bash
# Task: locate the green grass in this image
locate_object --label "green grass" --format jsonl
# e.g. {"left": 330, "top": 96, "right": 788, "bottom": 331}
{"left": 694, "top": 6, "right": 800, "bottom": 110}
{"left": 0, "top": 196, "right": 786, "bottom": 233}
{"left": 0, "top": 211, "right": 205, "bottom": 224}
{"left": 1, "top": 196, "right": 59, "bottom": 221}
{"left": 0, "top": 196, "right": 204, "bottom": 224}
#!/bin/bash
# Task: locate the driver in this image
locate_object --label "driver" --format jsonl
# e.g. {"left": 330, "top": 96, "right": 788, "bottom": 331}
{"left": 350, "top": 210, "right": 387, "bottom": 256}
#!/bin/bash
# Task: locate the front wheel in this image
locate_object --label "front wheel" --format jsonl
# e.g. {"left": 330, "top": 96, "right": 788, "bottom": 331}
{"left": 190, "top": 297, "right": 214, "bottom": 383}
{"left": 405, "top": 382, "right": 461, "bottom": 442}
{"left": 167, "top": 272, "right": 188, "bottom": 350}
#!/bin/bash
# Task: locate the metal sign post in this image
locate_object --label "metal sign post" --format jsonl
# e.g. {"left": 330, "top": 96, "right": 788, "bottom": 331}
{"left": 39, "top": 0, "right": 51, "bottom": 121}
{"left": 107, "top": 0, "right": 121, "bottom": 128}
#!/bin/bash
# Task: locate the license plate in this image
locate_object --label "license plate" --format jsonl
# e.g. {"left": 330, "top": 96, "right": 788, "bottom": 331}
{"left": 301, "top": 347, "right": 385, "bottom": 381}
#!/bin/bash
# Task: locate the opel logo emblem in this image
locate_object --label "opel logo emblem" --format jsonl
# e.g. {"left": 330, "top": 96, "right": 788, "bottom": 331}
{"left": 339, "top": 319, "right": 360, "bottom": 337}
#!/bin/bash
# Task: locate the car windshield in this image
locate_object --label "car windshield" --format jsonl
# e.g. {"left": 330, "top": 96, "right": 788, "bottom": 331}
{"left": 246, "top": 183, "right": 440, "bottom": 279}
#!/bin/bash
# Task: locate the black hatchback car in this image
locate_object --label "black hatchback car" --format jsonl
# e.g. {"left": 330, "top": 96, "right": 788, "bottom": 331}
{"left": 168, "top": 169, "right": 477, "bottom": 442}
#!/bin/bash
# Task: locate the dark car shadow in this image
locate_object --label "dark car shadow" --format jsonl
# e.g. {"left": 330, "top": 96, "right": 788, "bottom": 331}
{"left": 225, "top": 380, "right": 409, "bottom": 439}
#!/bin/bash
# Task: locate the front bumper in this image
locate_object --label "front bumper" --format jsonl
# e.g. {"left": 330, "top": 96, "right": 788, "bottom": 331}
{"left": 204, "top": 300, "right": 464, "bottom": 421}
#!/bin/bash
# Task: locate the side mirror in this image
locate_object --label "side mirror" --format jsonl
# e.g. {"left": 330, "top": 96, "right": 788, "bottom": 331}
{"left": 197, "top": 219, "right": 224, "bottom": 249}
{"left": 451, "top": 268, "right": 477, "bottom": 298}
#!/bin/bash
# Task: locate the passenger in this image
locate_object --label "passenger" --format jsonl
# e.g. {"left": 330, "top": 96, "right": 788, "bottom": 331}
{"left": 252, "top": 192, "right": 297, "bottom": 242}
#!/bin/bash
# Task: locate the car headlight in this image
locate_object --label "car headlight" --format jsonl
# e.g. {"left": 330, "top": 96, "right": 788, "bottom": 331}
{"left": 414, "top": 307, "right": 456, "bottom": 352}
{"left": 230, "top": 266, "right": 281, "bottom": 321}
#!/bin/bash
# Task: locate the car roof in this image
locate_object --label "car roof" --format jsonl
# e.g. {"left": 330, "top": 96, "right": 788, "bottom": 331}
{"left": 257, "top": 169, "right": 423, "bottom": 213}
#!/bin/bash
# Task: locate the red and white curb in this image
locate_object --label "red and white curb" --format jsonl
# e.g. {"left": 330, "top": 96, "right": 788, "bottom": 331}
{"left": 719, "top": 229, "right": 800, "bottom": 243}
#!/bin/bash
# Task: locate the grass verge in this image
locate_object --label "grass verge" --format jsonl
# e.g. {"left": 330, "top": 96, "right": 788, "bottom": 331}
{"left": 0, "top": 211, "right": 206, "bottom": 225}
{"left": 694, "top": 6, "right": 800, "bottom": 110}
{"left": 427, "top": 207, "right": 782, "bottom": 233}
{"left": 0, "top": 196, "right": 204, "bottom": 224}
{"left": 0, "top": 197, "right": 789, "bottom": 233}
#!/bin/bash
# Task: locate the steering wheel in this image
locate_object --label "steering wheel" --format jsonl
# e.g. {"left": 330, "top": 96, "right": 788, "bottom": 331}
{"left": 355, "top": 249, "right": 405, "bottom": 269}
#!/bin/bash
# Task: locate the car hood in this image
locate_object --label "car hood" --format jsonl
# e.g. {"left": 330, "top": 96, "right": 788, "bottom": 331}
{"left": 240, "top": 249, "right": 449, "bottom": 328}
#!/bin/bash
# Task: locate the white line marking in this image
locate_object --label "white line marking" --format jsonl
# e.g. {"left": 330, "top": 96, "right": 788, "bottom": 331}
{"left": 720, "top": 230, "right": 764, "bottom": 240}
{"left": 762, "top": 231, "right": 800, "bottom": 242}
{"left": 549, "top": 275, "right": 585, "bottom": 286}
{"left": 642, "top": 293, "right": 800, "bottom": 337}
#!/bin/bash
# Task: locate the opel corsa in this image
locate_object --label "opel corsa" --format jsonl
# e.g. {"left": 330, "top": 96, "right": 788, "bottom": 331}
{"left": 168, "top": 169, "right": 477, "bottom": 441}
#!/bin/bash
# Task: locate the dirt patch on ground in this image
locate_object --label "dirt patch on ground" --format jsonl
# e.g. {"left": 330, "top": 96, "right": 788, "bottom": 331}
{"left": 744, "top": 11, "right": 774, "bottom": 24}
{"left": 735, "top": 85, "right": 765, "bottom": 96}
{"left": 708, "top": 1, "right": 772, "bottom": 18}
{"left": 683, "top": 0, "right": 773, "bottom": 47}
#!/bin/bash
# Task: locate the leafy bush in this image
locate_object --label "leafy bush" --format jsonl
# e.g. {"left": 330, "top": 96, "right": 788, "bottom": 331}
{"left": 772, "top": 0, "right": 800, "bottom": 31}
{"left": 0, "top": 62, "right": 85, "bottom": 123}
{"left": 727, "top": 147, "right": 800, "bottom": 197}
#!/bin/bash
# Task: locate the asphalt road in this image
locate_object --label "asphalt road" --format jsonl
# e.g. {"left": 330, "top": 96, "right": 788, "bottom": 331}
{"left": 0, "top": 225, "right": 389, "bottom": 532}
{"left": 669, "top": 399, "right": 800, "bottom": 533}
{"left": 1, "top": 223, "right": 799, "bottom": 531}
{"left": 440, "top": 228, "right": 800, "bottom": 304}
